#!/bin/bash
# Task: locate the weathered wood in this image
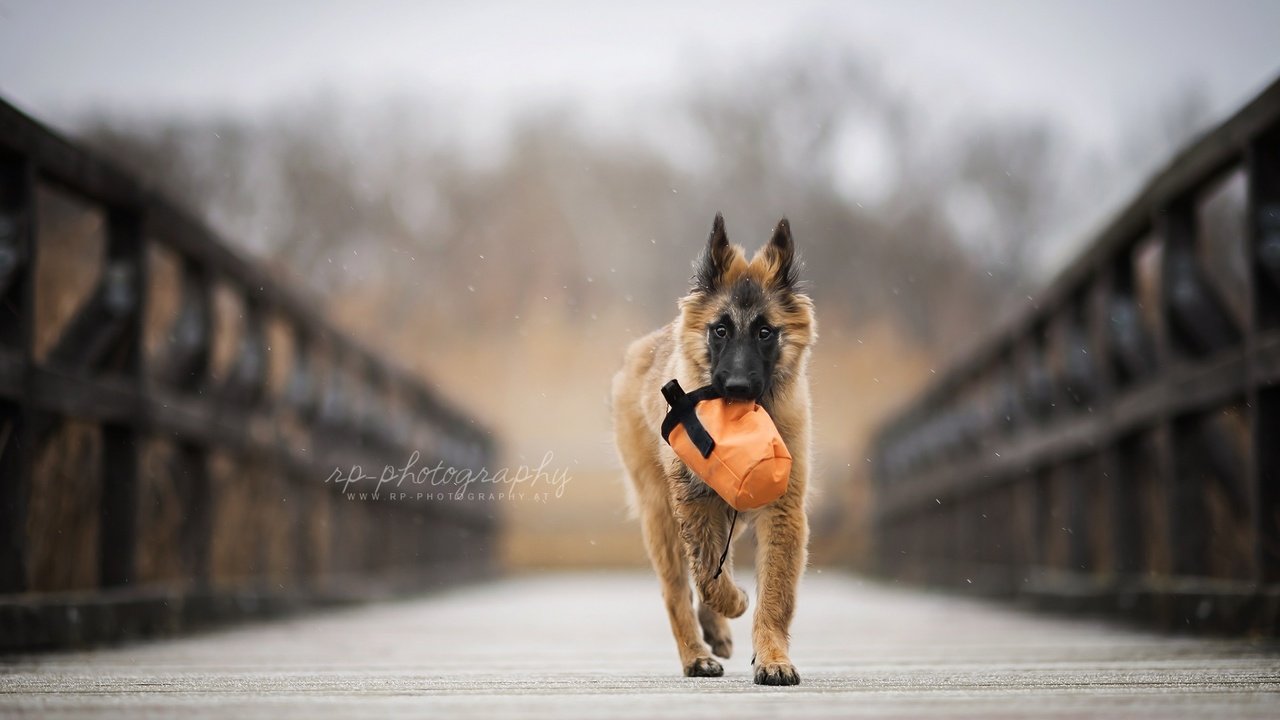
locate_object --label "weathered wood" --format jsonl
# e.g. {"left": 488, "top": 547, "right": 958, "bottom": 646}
{"left": 0, "top": 95, "right": 500, "bottom": 648}
{"left": 1255, "top": 388, "right": 1280, "bottom": 583}
{"left": 873, "top": 78, "right": 1280, "bottom": 635}
{"left": 1169, "top": 414, "right": 1209, "bottom": 576}
{"left": 0, "top": 97, "right": 488, "bottom": 446}
{"left": 175, "top": 443, "right": 212, "bottom": 589}
{"left": 98, "top": 207, "right": 146, "bottom": 588}
{"left": 1112, "top": 434, "right": 1145, "bottom": 575}
{"left": 1160, "top": 200, "right": 1240, "bottom": 358}
{"left": 876, "top": 335, "right": 1280, "bottom": 519}
{"left": 1250, "top": 126, "right": 1280, "bottom": 583}
{"left": 2, "top": 573, "right": 1277, "bottom": 718}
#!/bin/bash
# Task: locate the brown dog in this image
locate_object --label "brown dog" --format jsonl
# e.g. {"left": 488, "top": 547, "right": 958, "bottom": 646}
{"left": 611, "top": 213, "right": 815, "bottom": 685}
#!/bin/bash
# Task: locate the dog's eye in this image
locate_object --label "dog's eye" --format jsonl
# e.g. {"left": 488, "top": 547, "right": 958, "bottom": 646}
{"left": 713, "top": 324, "right": 728, "bottom": 339}
{"left": 758, "top": 327, "right": 773, "bottom": 340}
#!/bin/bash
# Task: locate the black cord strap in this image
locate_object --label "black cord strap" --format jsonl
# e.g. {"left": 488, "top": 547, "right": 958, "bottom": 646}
{"left": 713, "top": 509, "right": 738, "bottom": 579}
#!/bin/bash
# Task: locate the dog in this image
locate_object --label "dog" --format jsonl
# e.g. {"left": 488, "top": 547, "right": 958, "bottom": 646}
{"left": 611, "top": 213, "right": 815, "bottom": 685}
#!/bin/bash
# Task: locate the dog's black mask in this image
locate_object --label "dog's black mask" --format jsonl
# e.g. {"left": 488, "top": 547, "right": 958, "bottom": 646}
{"left": 706, "top": 297, "right": 780, "bottom": 402}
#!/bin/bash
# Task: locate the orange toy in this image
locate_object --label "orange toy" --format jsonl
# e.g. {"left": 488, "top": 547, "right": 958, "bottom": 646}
{"left": 660, "top": 379, "right": 792, "bottom": 512}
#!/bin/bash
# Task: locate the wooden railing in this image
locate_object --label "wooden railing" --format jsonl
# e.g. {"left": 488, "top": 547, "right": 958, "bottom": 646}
{"left": 0, "top": 98, "right": 498, "bottom": 650}
{"left": 871, "top": 77, "right": 1280, "bottom": 635}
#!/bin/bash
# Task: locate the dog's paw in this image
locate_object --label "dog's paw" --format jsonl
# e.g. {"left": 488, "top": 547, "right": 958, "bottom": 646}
{"left": 683, "top": 656, "right": 725, "bottom": 678}
{"left": 703, "top": 583, "right": 748, "bottom": 619}
{"left": 725, "top": 584, "right": 749, "bottom": 618}
{"left": 704, "top": 631, "right": 732, "bottom": 659}
{"left": 754, "top": 661, "right": 800, "bottom": 686}
{"left": 698, "top": 604, "right": 734, "bottom": 658}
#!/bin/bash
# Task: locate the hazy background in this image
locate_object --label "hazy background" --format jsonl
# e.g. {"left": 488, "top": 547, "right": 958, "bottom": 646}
{"left": 4, "top": 0, "right": 1279, "bottom": 569}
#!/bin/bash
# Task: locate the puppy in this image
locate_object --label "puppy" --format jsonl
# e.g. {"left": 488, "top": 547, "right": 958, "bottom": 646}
{"left": 611, "top": 213, "right": 815, "bottom": 685}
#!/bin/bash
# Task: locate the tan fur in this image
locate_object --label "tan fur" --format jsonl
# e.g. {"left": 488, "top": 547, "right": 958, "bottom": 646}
{"left": 611, "top": 218, "right": 815, "bottom": 685}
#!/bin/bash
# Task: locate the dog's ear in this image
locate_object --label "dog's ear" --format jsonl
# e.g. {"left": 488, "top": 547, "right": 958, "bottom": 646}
{"left": 761, "top": 217, "right": 799, "bottom": 291}
{"left": 692, "top": 212, "right": 734, "bottom": 293}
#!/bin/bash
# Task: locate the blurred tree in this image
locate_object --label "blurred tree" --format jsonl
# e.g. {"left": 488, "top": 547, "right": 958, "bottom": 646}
{"left": 75, "top": 46, "right": 1128, "bottom": 356}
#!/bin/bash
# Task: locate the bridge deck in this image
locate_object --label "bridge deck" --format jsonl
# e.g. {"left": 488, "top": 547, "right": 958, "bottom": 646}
{"left": 2, "top": 572, "right": 1277, "bottom": 718}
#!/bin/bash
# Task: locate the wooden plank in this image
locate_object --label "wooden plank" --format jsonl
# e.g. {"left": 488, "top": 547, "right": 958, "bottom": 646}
{"left": 875, "top": 334, "right": 1280, "bottom": 520}
{"left": 3, "top": 573, "right": 1278, "bottom": 716}
{"left": 0, "top": 101, "right": 148, "bottom": 209}
{"left": 0, "top": 576, "right": 453, "bottom": 652}
{"left": 26, "top": 365, "right": 140, "bottom": 423}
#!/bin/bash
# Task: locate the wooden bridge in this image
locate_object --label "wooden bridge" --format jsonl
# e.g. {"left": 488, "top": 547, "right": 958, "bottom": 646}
{"left": 2, "top": 77, "right": 1280, "bottom": 715}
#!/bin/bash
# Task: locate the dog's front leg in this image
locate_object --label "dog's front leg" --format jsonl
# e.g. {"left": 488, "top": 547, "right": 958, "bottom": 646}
{"left": 751, "top": 495, "right": 807, "bottom": 686}
{"left": 673, "top": 493, "right": 748, "bottom": 619}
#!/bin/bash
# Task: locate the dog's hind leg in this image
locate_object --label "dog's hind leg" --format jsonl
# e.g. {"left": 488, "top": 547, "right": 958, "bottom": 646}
{"left": 697, "top": 601, "right": 733, "bottom": 659}
{"left": 632, "top": 466, "right": 723, "bottom": 677}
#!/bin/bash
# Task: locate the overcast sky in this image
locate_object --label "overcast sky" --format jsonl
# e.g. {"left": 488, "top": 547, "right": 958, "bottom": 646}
{"left": 3, "top": 0, "right": 1278, "bottom": 149}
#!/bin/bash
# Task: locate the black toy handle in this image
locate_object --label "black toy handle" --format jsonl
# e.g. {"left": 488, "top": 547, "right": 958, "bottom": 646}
{"left": 660, "top": 379, "right": 721, "bottom": 458}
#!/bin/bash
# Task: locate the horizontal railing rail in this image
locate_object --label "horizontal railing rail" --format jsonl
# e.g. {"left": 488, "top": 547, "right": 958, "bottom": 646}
{"left": 870, "top": 77, "right": 1280, "bottom": 635}
{"left": 0, "top": 98, "right": 499, "bottom": 650}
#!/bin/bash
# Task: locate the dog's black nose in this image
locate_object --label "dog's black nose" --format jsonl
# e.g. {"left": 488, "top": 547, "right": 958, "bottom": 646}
{"left": 717, "top": 372, "right": 759, "bottom": 400}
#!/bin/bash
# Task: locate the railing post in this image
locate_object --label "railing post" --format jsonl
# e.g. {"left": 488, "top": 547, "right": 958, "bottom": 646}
{"left": 1019, "top": 329, "right": 1052, "bottom": 582}
{"left": 166, "top": 260, "right": 213, "bottom": 590}
{"left": 1158, "top": 202, "right": 1210, "bottom": 579}
{"left": 1060, "top": 303, "right": 1094, "bottom": 575}
{"left": 320, "top": 353, "right": 351, "bottom": 575}
{"left": 289, "top": 327, "right": 316, "bottom": 587}
{"left": 233, "top": 299, "right": 270, "bottom": 579}
{"left": 1091, "top": 267, "right": 1133, "bottom": 583}
{"left": 1112, "top": 434, "right": 1145, "bottom": 575}
{"left": 99, "top": 206, "right": 147, "bottom": 588}
{"left": 1249, "top": 124, "right": 1280, "bottom": 583}
{"left": 1099, "top": 257, "right": 1147, "bottom": 579}
{"left": 1030, "top": 467, "right": 1051, "bottom": 575}
{"left": 176, "top": 442, "right": 212, "bottom": 590}
{"left": 0, "top": 152, "right": 35, "bottom": 593}
{"left": 1064, "top": 457, "right": 1091, "bottom": 574}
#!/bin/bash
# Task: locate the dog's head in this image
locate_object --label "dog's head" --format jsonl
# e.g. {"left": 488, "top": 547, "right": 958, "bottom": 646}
{"left": 678, "top": 213, "right": 816, "bottom": 402}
